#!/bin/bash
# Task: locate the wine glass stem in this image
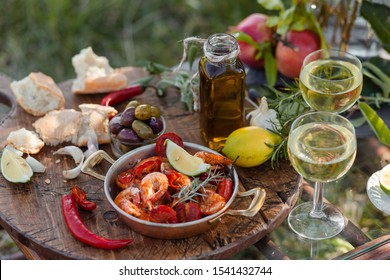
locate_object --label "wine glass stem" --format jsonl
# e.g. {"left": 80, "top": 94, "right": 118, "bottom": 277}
{"left": 310, "top": 182, "right": 326, "bottom": 219}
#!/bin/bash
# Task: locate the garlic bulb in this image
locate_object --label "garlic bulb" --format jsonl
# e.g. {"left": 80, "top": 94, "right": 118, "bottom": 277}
{"left": 246, "top": 96, "right": 281, "bottom": 131}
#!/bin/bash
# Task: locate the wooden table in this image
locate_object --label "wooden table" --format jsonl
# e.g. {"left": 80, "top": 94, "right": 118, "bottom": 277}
{"left": 0, "top": 69, "right": 301, "bottom": 260}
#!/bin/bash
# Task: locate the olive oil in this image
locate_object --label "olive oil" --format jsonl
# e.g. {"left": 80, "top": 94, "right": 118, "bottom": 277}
{"left": 198, "top": 33, "right": 246, "bottom": 151}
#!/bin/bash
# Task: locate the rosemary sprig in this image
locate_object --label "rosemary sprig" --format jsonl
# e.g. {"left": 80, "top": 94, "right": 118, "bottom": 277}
{"left": 171, "top": 168, "right": 225, "bottom": 207}
{"left": 264, "top": 81, "right": 310, "bottom": 168}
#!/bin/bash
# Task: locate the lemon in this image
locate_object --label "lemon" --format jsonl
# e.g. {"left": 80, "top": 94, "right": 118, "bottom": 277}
{"left": 1, "top": 148, "right": 33, "bottom": 183}
{"left": 379, "top": 164, "right": 390, "bottom": 196}
{"left": 165, "top": 140, "right": 210, "bottom": 176}
{"left": 222, "top": 126, "right": 280, "bottom": 168}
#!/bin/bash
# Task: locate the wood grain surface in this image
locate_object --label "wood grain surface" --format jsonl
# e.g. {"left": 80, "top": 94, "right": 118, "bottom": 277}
{"left": 0, "top": 69, "right": 300, "bottom": 260}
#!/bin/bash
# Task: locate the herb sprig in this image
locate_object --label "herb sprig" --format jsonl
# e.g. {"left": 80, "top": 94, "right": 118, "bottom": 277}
{"left": 171, "top": 168, "right": 225, "bottom": 207}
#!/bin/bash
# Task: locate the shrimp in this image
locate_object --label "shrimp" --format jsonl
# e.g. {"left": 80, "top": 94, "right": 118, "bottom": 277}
{"left": 114, "top": 187, "right": 143, "bottom": 217}
{"left": 140, "top": 172, "right": 169, "bottom": 209}
{"left": 199, "top": 188, "right": 226, "bottom": 216}
{"left": 115, "top": 156, "right": 162, "bottom": 189}
{"left": 164, "top": 169, "right": 192, "bottom": 189}
{"left": 194, "top": 151, "right": 233, "bottom": 166}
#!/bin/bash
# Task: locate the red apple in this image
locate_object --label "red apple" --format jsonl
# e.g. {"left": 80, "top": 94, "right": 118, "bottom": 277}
{"left": 230, "top": 13, "right": 274, "bottom": 69}
{"left": 276, "top": 30, "right": 321, "bottom": 79}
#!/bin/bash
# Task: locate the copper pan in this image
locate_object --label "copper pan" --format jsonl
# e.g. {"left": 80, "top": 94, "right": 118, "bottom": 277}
{"left": 82, "top": 143, "right": 266, "bottom": 239}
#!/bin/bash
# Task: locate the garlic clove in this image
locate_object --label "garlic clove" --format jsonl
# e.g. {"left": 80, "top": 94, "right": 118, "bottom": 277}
{"left": 26, "top": 155, "right": 46, "bottom": 173}
{"left": 53, "top": 146, "right": 85, "bottom": 179}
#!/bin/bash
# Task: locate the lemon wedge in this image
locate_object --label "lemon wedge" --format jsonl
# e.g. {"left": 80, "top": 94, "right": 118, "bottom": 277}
{"left": 379, "top": 164, "right": 390, "bottom": 196}
{"left": 1, "top": 148, "right": 33, "bottom": 183}
{"left": 165, "top": 140, "right": 210, "bottom": 176}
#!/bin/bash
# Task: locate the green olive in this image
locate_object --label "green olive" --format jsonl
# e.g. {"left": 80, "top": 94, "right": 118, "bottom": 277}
{"left": 150, "top": 106, "right": 161, "bottom": 118}
{"left": 131, "top": 120, "right": 154, "bottom": 139}
{"left": 125, "top": 100, "right": 141, "bottom": 109}
{"left": 134, "top": 104, "right": 152, "bottom": 120}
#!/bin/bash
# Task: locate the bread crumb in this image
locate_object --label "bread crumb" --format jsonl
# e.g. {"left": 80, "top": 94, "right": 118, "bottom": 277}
{"left": 45, "top": 179, "right": 51, "bottom": 184}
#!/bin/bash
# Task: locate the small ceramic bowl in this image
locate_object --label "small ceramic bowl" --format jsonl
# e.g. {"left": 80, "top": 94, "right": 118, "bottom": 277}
{"left": 110, "top": 115, "right": 166, "bottom": 158}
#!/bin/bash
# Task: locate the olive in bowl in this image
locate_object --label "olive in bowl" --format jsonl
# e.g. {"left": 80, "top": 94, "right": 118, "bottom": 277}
{"left": 109, "top": 104, "right": 166, "bottom": 158}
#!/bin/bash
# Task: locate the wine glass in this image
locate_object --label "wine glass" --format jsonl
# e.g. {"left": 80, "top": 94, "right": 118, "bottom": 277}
{"left": 299, "top": 49, "right": 363, "bottom": 113}
{"left": 287, "top": 111, "right": 357, "bottom": 240}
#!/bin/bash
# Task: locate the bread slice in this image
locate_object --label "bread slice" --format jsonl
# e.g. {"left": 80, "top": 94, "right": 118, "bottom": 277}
{"left": 10, "top": 72, "right": 65, "bottom": 116}
{"left": 7, "top": 128, "right": 45, "bottom": 154}
{"left": 32, "top": 105, "right": 117, "bottom": 147}
{"left": 71, "top": 47, "right": 127, "bottom": 94}
{"left": 32, "top": 109, "right": 83, "bottom": 146}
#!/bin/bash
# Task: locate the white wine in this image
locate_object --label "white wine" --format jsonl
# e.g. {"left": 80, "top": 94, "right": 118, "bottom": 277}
{"left": 300, "top": 59, "right": 362, "bottom": 113}
{"left": 288, "top": 122, "right": 356, "bottom": 182}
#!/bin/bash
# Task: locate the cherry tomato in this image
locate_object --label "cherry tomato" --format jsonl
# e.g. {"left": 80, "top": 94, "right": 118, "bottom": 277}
{"left": 176, "top": 202, "right": 202, "bottom": 223}
{"left": 116, "top": 169, "right": 136, "bottom": 189}
{"left": 155, "top": 132, "right": 184, "bottom": 157}
{"left": 149, "top": 205, "right": 178, "bottom": 224}
{"left": 71, "top": 185, "right": 97, "bottom": 211}
{"left": 134, "top": 156, "right": 162, "bottom": 178}
{"left": 217, "top": 178, "right": 233, "bottom": 202}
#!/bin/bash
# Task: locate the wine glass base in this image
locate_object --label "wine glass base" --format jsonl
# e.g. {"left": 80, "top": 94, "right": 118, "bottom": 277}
{"left": 288, "top": 202, "right": 345, "bottom": 240}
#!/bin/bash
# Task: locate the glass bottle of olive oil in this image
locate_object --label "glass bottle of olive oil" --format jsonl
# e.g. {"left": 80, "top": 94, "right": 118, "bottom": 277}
{"left": 198, "top": 33, "right": 246, "bottom": 152}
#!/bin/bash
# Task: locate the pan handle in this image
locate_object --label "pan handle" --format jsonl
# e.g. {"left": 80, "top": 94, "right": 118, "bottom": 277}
{"left": 208, "top": 187, "right": 266, "bottom": 225}
{"left": 81, "top": 150, "right": 115, "bottom": 181}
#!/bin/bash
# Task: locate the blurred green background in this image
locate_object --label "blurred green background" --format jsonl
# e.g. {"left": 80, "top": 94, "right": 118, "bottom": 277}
{"left": 0, "top": 0, "right": 260, "bottom": 82}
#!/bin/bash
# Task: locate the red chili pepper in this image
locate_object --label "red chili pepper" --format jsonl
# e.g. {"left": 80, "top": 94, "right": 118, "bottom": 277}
{"left": 217, "top": 178, "right": 233, "bottom": 202}
{"left": 71, "top": 185, "right": 97, "bottom": 211}
{"left": 61, "top": 194, "right": 133, "bottom": 250}
{"left": 100, "top": 84, "right": 145, "bottom": 106}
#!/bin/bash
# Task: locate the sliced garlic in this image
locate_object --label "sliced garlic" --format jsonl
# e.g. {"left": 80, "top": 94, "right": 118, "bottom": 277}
{"left": 53, "top": 146, "right": 85, "bottom": 179}
{"left": 26, "top": 155, "right": 46, "bottom": 173}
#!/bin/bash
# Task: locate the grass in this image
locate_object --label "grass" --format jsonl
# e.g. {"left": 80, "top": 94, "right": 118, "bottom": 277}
{"left": 0, "top": 0, "right": 260, "bottom": 82}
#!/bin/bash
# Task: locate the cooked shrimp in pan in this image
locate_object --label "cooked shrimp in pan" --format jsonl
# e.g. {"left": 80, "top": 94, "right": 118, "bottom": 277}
{"left": 194, "top": 151, "right": 233, "bottom": 166}
{"left": 199, "top": 188, "right": 226, "bottom": 216}
{"left": 164, "top": 169, "right": 191, "bottom": 189}
{"left": 114, "top": 187, "right": 143, "bottom": 217}
{"left": 140, "top": 172, "right": 169, "bottom": 209}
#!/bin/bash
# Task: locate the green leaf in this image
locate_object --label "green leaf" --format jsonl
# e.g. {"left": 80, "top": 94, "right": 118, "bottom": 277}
{"left": 266, "top": 16, "right": 280, "bottom": 28}
{"left": 359, "top": 101, "right": 390, "bottom": 146}
{"left": 277, "top": 6, "right": 295, "bottom": 35}
{"left": 257, "top": 0, "right": 285, "bottom": 11}
{"left": 264, "top": 50, "right": 277, "bottom": 87}
{"left": 360, "top": 0, "right": 390, "bottom": 53}
{"left": 234, "top": 31, "right": 259, "bottom": 47}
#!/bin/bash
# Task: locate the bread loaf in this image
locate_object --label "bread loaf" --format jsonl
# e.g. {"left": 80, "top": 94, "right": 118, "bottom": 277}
{"left": 71, "top": 47, "right": 127, "bottom": 94}
{"left": 32, "top": 109, "right": 83, "bottom": 146}
{"left": 32, "top": 104, "right": 117, "bottom": 147}
{"left": 10, "top": 72, "right": 65, "bottom": 116}
{"left": 76, "top": 104, "right": 118, "bottom": 146}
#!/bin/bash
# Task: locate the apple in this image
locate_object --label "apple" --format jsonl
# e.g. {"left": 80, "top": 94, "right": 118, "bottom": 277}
{"left": 230, "top": 13, "right": 274, "bottom": 69}
{"left": 276, "top": 30, "right": 321, "bottom": 79}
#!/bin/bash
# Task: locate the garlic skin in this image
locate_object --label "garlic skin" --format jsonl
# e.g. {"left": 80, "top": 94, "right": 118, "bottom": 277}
{"left": 246, "top": 96, "right": 281, "bottom": 131}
